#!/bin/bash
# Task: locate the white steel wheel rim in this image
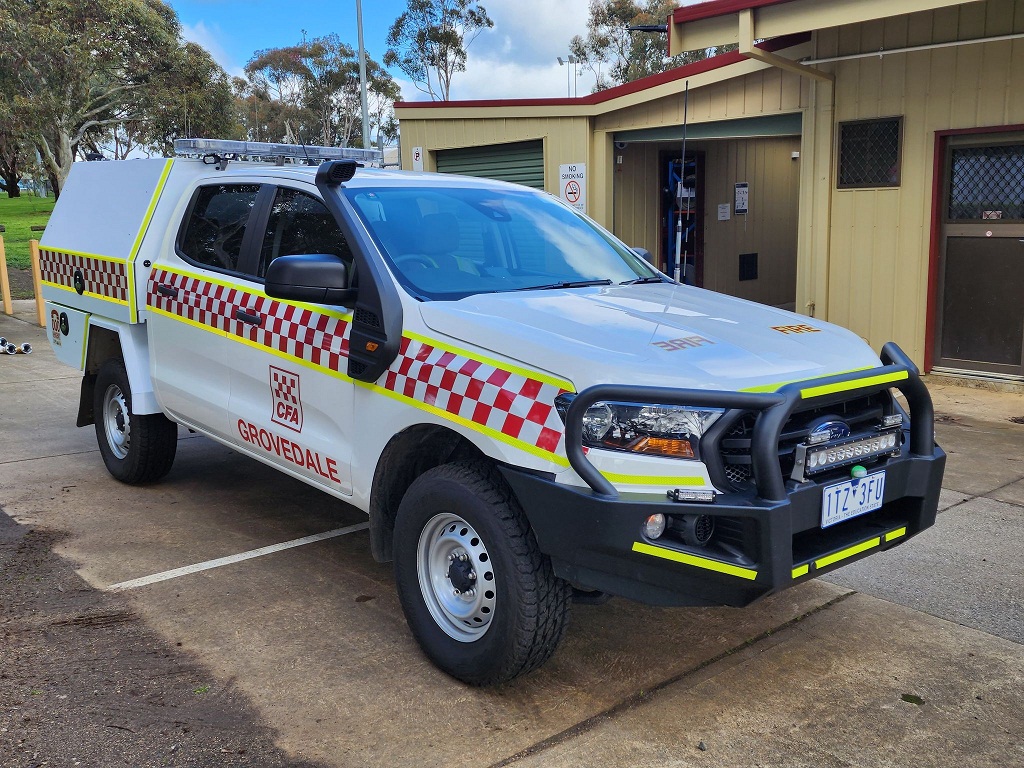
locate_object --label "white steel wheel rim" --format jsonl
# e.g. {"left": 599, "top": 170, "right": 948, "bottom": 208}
{"left": 102, "top": 384, "right": 131, "bottom": 460}
{"left": 416, "top": 512, "right": 496, "bottom": 643}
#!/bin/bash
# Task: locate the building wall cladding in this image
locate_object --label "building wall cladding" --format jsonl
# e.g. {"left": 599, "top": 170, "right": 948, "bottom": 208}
{"left": 701, "top": 136, "right": 802, "bottom": 306}
{"left": 813, "top": 0, "right": 1024, "bottom": 365}
{"left": 399, "top": 116, "right": 592, "bottom": 198}
{"left": 613, "top": 136, "right": 801, "bottom": 308}
{"left": 594, "top": 65, "right": 807, "bottom": 133}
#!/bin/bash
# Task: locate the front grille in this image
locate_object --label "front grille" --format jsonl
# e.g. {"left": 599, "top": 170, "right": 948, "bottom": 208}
{"left": 713, "top": 392, "right": 893, "bottom": 490}
{"left": 723, "top": 463, "right": 752, "bottom": 485}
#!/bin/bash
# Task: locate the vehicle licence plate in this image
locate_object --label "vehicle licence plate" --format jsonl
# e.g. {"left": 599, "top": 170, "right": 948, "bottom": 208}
{"left": 821, "top": 471, "right": 885, "bottom": 528}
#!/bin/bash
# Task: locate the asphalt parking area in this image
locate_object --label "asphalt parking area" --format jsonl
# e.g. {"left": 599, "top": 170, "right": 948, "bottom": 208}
{"left": 3, "top": 311, "right": 1023, "bottom": 767}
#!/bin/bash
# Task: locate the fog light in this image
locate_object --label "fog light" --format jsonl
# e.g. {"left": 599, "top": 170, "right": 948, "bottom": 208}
{"left": 681, "top": 514, "right": 715, "bottom": 547}
{"left": 643, "top": 513, "right": 666, "bottom": 539}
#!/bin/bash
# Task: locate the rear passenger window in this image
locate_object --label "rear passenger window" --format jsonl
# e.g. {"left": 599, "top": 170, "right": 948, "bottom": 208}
{"left": 179, "top": 184, "right": 261, "bottom": 271}
{"left": 258, "top": 188, "right": 353, "bottom": 278}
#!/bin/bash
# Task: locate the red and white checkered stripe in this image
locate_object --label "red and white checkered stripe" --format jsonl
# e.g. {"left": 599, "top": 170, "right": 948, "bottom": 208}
{"left": 39, "top": 249, "right": 128, "bottom": 303}
{"left": 148, "top": 267, "right": 570, "bottom": 458}
{"left": 383, "top": 337, "right": 566, "bottom": 454}
{"left": 147, "top": 269, "right": 350, "bottom": 372}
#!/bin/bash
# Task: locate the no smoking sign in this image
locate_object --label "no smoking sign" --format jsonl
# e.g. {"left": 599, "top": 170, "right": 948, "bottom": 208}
{"left": 559, "top": 163, "right": 586, "bottom": 213}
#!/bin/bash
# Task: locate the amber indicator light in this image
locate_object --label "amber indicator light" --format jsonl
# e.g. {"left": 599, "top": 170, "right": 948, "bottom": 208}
{"left": 632, "top": 437, "right": 694, "bottom": 458}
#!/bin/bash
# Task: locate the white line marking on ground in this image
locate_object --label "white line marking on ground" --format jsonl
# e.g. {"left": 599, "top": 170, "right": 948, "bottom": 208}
{"left": 107, "top": 522, "right": 370, "bottom": 591}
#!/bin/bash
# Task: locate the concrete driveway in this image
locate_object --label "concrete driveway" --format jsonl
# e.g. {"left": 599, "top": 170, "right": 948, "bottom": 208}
{"left": 2, "top": 306, "right": 1022, "bottom": 767}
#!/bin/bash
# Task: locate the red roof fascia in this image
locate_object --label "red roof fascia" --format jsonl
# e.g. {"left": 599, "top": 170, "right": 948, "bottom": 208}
{"left": 671, "top": 0, "right": 796, "bottom": 24}
{"left": 395, "top": 31, "right": 810, "bottom": 111}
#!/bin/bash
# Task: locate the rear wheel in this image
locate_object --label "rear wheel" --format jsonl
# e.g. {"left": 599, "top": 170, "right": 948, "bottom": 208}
{"left": 93, "top": 358, "right": 178, "bottom": 484}
{"left": 393, "top": 462, "right": 571, "bottom": 686}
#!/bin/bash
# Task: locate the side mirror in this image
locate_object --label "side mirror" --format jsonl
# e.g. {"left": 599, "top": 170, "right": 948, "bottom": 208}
{"left": 265, "top": 253, "right": 357, "bottom": 305}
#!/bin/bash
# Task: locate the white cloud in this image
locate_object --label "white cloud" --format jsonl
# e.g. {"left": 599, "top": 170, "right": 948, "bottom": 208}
{"left": 396, "top": 0, "right": 596, "bottom": 101}
{"left": 455, "top": 55, "right": 594, "bottom": 100}
{"left": 180, "top": 20, "right": 246, "bottom": 80}
{"left": 473, "top": 0, "right": 590, "bottom": 67}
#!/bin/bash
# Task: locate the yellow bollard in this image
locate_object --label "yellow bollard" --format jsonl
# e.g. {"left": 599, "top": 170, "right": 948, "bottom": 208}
{"left": 0, "top": 235, "right": 13, "bottom": 316}
{"left": 29, "top": 239, "right": 44, "bottom": 327}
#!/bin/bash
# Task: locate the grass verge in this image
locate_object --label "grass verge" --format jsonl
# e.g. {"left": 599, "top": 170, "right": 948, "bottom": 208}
{"left": 0, "top": 194, "right": 56, "bottom": 270}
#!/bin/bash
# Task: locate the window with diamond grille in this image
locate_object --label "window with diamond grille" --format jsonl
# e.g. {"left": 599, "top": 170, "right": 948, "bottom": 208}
{"left": 948, "top": 144, "right": 1024, "bottom": 220}
{"left": 837, "top": 117, "right": 902, "bottom": 188}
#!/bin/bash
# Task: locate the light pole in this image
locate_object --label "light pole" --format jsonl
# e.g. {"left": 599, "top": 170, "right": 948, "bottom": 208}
{"left": 356, "top": 0, "right": 370, "bottom": 150}
{"left": 557, "top": 56, "right": 577, "bottom": 98}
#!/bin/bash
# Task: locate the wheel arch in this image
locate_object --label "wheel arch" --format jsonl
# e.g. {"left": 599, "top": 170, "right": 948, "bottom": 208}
{"left": 368, "top": 424, "right": 488, "bottom": 563}
{"left": 77, "top": 320, "right": 159, "bottom": 427}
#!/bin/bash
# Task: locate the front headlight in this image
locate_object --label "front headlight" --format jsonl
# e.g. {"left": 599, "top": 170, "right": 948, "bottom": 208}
{"left": 556, "top": 395, "right": 723, "bottom": 459}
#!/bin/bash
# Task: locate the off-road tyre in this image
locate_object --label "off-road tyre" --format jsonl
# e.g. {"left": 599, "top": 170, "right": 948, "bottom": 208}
{"left": 393, "top": 461, "right": 572, "bottom": 686}
{"left": 93, "top": 358, "right": 177, "bottom": 484}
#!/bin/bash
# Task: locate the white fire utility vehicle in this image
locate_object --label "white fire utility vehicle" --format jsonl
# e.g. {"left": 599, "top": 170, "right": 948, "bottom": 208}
{"left": 41, "top": 139, "right": 945, "bottom": 685}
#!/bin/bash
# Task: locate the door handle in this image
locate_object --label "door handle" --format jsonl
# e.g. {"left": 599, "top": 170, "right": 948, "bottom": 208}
{"left": 156, "top": 283, "right": 178, "bottom": 298}
{"left": 234, "top": 308, "right": 263, "bottom": 326}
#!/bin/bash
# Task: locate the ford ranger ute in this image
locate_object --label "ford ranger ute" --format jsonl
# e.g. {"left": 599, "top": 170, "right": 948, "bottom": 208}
{"left": 40, "top": 139, "right": 945, "bottom": 685}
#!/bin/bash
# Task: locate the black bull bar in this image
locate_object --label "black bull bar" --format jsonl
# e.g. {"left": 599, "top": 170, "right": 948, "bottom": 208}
{"left": 562, "top": 341, "right": 935, "bottom": 500}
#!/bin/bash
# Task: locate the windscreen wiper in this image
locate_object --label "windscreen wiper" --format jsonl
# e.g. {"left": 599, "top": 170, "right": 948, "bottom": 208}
{"left": 513, "top": 279, "right": 613, "bottom": 292}
{"left": 619, "top": 276, "right": 666, "bottom": 285}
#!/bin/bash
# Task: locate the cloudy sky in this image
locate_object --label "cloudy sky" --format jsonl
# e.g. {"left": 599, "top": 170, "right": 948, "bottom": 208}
{"left": 169, "top": 0, "right": 606, "bottom": 101}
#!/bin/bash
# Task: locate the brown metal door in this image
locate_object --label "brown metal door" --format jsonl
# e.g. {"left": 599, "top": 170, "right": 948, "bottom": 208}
{"left": 935, "top": 136, "right": 1024, "bottom": 377}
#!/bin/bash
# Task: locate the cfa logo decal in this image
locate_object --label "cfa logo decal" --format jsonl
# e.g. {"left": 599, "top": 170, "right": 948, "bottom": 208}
{"left": 270, "top": 366, "right": 303, "bottom": 433}
{"left": 50, "top": 310, "right": 62, "bottom": 347}
{"left": 771, "top": 324, "right": 822, "bottom": 335}
{"left": 652, "top": 335, "right": 715, "bottom": 352}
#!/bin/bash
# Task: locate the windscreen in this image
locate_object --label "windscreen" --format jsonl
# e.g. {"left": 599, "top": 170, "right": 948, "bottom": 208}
{"left": 344, "top": 185, "right": 659, "bottom": 300}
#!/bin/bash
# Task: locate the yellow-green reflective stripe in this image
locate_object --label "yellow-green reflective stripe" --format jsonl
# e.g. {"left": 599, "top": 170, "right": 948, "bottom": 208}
{"left": 42, "top": 247, "right": 127, "bottom": 264}
{"left": 602, "top": 473, "right": 704, "bottom": 486}
{"left": 130, "top": 159, "right": 173, "bottom": 259}
{"left": 404, "top": 330, "right": 573, "bottom": 392}
{"left": 800, "top": 371, "right": 908, "bottom": 400}
{"left": 128, "top": 159, "right": 174, "bottom": 323}
{"left": 815, "top": 537, "right": 880, "bottom": 569}
{"left": 80, "top": 314, "right": 91, "bottom": 371}
{"left": 741, "top": 367, "right": 872, "bottom": 394}
{"left": 632, "top": 541, "right": 758, "bottom": 580}
{"left": 792, "top": 564, "right": 809, "bottom": 579}
{"left": 42, "top": 280, "right": 129, "bottom": 306}
{"left": 885, "top": 526, "right": 907, "bottom": 542}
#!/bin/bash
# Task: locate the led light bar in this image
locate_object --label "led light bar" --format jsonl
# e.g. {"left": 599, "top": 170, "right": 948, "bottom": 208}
{"left": 173, "top": 138, "right": 382, "bottom": 164}
{"left": 793, "top": 430, "right": 900, "bottom": 482}
{"left": 667, "top": 489, "right": 716, "bottom": 503}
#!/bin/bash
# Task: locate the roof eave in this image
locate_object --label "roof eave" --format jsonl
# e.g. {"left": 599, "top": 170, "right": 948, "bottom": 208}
{"left": 668, "top": 0, "right": 983, "bottom": 56}
{"left": 394, "top": 33, "right": 810, "bottom": 121}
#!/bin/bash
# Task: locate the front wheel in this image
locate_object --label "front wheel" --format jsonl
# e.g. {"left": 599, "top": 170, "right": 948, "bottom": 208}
{"left": 93, "top": 358, "right": 178, "bottom": 484}
{"left": 393, "top": 462, "right": 571, "bottom": 686}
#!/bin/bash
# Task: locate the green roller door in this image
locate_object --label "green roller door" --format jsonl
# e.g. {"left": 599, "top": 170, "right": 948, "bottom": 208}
{"left": 435, "top": 140, "right": 544, "bottom": 189}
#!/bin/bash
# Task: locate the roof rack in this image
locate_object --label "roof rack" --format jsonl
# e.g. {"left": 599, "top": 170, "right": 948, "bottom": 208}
{"left": 173, "top": 138, "right": 382, "bottom": 166}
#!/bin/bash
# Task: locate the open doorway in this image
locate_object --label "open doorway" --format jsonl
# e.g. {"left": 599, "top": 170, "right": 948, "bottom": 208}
{"left": 659, "top": 149, "right": 705, "bottom": 284}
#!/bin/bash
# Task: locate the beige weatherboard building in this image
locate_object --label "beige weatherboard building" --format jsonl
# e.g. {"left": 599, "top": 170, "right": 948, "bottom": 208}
{"left": 396, "top": 0, "right": 1024, "bottom": 381}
